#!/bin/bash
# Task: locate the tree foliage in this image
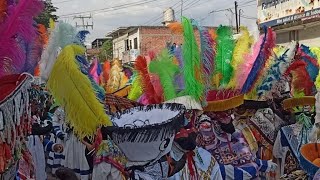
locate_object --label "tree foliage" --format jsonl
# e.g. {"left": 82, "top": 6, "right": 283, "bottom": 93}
{"left": 35, "top": 0, "right": 58, "bottom": 28}
{"left": 99, "top": 40, "right": 113, "bottom": 62}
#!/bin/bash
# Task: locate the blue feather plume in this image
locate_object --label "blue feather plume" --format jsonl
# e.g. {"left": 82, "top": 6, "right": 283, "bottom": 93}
{"left": 301, "top": 53, "right": 319, "bottom": 82}
{"left": 192, "top": 19, "right": 215, "bottom": 98}
{"left": 75, "top": 30, "right": 90, "bottom": 45}
{"left": 75, "top": 55, "right": 106, "bottom": 104}
{"left": 257, "top": 43, "right": 296, "bottom": 97}
{"left": 242, "top": 27, "right": 275, "bottom": 93}
{"left": 174, "top": 46, "right": 185, "bottom": 91}
{"left": 241, "top": 28, "right": 267, "bottom": 93}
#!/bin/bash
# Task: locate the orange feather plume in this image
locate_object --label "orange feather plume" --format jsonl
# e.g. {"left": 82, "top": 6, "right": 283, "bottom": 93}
{"left": 168, "top": 22, "right": 184, "bottom": 34}
{"left": 38, "top": 24, "right": 48, "bottom": 46}
{"left": 208, "top": 29, "right": 217, "bottom": 40}
{"left": 0, "top": 0, "right": 6, "bottom": 23}
{"left": 135, "top": 55, "right": 161, "bottom": 104}
{"left": 34, "top": 64, "right": 40, "bottom": 76}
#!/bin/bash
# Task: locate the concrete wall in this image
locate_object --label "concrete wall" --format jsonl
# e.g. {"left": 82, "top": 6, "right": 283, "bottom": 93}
{"left": 276, "top": 24, "right": 320, "bottom": 47}
{"left": 139, "top": 26, "right": 209, "bottom": 57}
{"left": 112, "top": 26, "right": 215, "bottom": 62}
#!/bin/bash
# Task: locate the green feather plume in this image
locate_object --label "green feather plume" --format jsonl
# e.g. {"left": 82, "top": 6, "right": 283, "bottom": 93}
{"left": 181, "top": 17, "right": 204, "bottom": 101}
{"left": 149, "top": 49, "right": 179, "bottom": 101}
{"left": 127, "top": 73, "right": 143, "bottom": 101}
{"left": 214, "top": 25, "right": 235, "bottom": 87}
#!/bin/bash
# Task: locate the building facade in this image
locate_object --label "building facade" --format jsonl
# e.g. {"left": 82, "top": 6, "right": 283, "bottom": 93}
{"left": 257, "top": 0, "right": 320, "bottom": 47}
{"left": 107, "top": 26, "right": 214, "bottom": 64}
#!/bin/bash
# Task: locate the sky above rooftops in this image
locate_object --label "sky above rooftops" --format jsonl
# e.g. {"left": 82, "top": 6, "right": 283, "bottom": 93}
{"left": 52, "top": 0, "right": 258, "bottom": 46}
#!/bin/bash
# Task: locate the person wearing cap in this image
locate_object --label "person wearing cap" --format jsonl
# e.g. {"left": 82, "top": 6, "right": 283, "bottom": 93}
{"left": 47, "top": 105, "right": 67, "bottom": 174}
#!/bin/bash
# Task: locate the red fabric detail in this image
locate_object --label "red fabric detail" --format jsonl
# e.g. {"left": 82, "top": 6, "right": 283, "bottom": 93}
{"left": 0, "top": 74, "right": 27, "bottom": 102}
{"left": 94, "top": 156, "right": 128, "bottom": 176}
{"left": 175, "top": 128, "right": 196, "bottom": 139}
{"left": 186, "top": 151, "right": 197, "bottom": 180}
{"left": 94, "top": 129, "right": 103, "bottom": 151}
{"left": 206, "top": 89, "right": 241, "bottom": 101}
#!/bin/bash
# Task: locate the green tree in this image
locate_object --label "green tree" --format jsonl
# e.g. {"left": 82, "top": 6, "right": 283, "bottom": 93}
{"left": 35, "top": 0, "right": 58, "bottom": 28}
{"left": 99, "top": 40, "right": 113, "bottom": 62}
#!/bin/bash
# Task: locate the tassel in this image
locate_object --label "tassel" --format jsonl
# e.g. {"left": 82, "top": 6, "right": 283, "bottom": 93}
{"left": 47, "top": 45, "right": 112, "bottom": 139}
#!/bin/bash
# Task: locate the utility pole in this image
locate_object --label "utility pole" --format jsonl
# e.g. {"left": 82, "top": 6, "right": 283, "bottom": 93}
{"left": 73, "top": 14, "right": 94, "bottom": 30}
{"left": 181, "top": 0, "right": 183, "bottom": 19}
{"left": 235, "top": 1, "right": 239, "bottom": 33}
{"left": 239, "top": 9, "right": 243, "bottom": 31}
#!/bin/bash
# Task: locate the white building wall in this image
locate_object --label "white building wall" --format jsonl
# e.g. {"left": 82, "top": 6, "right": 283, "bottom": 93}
{"left": 113, "top": 34, "right": 127, "bottom": 60}
{"left": 112, "top": 29, "right": 141, "bottom": 62}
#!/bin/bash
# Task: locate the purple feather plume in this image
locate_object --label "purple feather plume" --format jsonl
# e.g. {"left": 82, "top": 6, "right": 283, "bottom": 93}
{"left": 192, "top": 20, "right": 215, "bottom": 98}
{"left": 0, "top": 0, "right": 43, "bottom": 77}
{"left": 174, "top": 45, "right": 185, "bottom": 90}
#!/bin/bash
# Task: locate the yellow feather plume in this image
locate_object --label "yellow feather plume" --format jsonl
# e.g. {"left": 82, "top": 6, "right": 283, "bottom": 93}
{"left": 311, "top": 47, "right": 320, "bottom": 89}
{"left": 228, "top": 27, "right": 253, "bottom": 88}
{"left": 47, "top": 45, "right": 112, "bottom": 139}
{"left": 49, "top": 18, "right": 55, "bottom": 30}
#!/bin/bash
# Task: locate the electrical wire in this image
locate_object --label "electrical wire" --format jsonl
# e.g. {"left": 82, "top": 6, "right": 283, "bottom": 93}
{"left": 143, "top": 0, "right": 182, "bottom": 25}
{"left": 144, "top": 0, "right": 194, "bottom": 25}
{"left": 147, "top": 0, "right": 203, "bottom": 25}
{"left": 199, "top": 0, "right": 257, "bottom": 22}
{"left": 59, "top": 0, "right": 164, "bottom": 17}
{"left": 53, "top": 0, "right": 75, "bottom": 4}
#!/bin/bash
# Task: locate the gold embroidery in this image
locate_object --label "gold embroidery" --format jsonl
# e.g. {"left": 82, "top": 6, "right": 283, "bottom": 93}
{"left": 198, "top": 157, "right": 216, "bottom": 180}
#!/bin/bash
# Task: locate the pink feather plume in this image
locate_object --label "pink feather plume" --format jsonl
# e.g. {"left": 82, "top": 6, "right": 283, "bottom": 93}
{"left": 236, "top": 35, "right": 264, "bottom": 89}
{"left": 0, "top": 0, "right": 44, "bottom": 77}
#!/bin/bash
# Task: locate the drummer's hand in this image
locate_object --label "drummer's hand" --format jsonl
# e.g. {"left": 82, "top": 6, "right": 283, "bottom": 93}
{"left": 53, "top": 144, "right": 64, "bottom": 153}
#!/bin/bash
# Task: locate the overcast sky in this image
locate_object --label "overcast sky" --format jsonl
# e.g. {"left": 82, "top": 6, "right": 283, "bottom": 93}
{"left": 52, "top": 0, "right": 258, "bottom": 45}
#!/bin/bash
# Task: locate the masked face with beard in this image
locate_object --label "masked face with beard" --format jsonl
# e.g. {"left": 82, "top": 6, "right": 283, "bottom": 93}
{"left": 174, "top": 128, "right": 197, "bottom": 151}
{"left": 206, "top": 111, "right": 236, "bottom": 134}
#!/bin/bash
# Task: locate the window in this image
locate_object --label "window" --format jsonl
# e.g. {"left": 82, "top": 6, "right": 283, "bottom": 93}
{"left": 130, "top": 40, "right": 132, "bottom": 50}
{"left": 134, "top": 38, "right": 138, "bottom": 49}
{"left": 125, "top": 39, "right": 129, "bottom": 50}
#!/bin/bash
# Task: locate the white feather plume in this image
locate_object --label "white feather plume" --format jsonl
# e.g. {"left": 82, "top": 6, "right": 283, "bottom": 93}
{"left": 39, "top": 22, "right": 77, "bottom": 81}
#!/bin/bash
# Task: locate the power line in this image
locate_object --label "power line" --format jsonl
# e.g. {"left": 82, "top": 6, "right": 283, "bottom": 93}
{"left": 143, "top": 0, "right": 182, "bottom": 25}
{"left": 144, "top": 0, "right": 194, "bottom": 25}
{"left": 59, "top": 0, "right": 162, "bottom": 17}
{"left": 148, "top": 0, "right": 202, "bottom": 25}
{"left": 53, "top": 0, "right": 74, "bottom": 4}
{"left": 199, "top": 0, "right": 256, "bottom": 22}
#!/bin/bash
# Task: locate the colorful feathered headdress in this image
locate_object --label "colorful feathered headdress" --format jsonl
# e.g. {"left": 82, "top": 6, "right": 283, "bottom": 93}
{"left": 0, "top": 0, "right": 44, "bottom": 78}
{"left": 181, "top": 17, "right": 204, "bottom": 101}
{"left": 39, "top": 22, "right": 78, "bottom": 81}
{"left": 47, "top": 45, "right": 111, "bottom": 138}
{"left": 257, "top": 42, "right": 297, "bottom": 98}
